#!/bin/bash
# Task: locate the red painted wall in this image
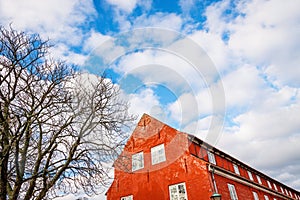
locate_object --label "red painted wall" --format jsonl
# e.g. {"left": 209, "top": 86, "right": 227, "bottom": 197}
{"left": 106, "top": 114, "right": 214, "bottom": 200}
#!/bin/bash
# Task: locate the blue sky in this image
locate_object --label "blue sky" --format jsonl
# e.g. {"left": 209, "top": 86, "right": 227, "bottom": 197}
{"left": 1, "top": 0, "right": 300, "bottom": 199}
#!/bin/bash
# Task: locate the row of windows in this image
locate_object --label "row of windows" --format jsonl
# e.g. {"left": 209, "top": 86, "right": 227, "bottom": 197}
{"left": 207, "top": 151, "right": 299, "bottom": 199}
{"left": 122, "top": 182, "right": 298, "bottom": 200}
{"left": 229, "top": 183, "right": 276, "bottom": 200}
{"left": 132, "top": 143, "right": 166, "bottom": 171}
{"left": 252, "top": 191, "right": 274, "bottom": 200}
{"left": 121, "top": 182, "right": 188, "bottom": 200}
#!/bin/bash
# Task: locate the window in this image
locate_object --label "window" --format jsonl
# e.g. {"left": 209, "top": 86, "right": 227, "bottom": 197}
{"left": 256, "top": 175, "right": 262, "bottom": 184}
{"left": 264, "top": 195, "right": 269, "bottom": 200}
{"left": 248, "top": 171, "right": 254, "bottom": 181}
{"left": 169, "top": 182, "right": 188, "bottom": 200}
{"left": 208, "top": 151, "right": 216, "bottom": 165}
{"left": 273, "top": 183, "right": 278, "bottom": 191}
{"left": 285, "top": 189, "right": 288, "bottom": 196}
{"left": 280, "top": 186, "right": 284, "bottom": 193}
{"left": 253, "top": 191, "right": 259, "bottom": 200}
{"left": 233, "top": 164, "right": 240, "bottom": 175}
{"left": 121, "top": 195, "right": 133, "bottom": 200}
{"left": 267, "top": 180, "right": 272, "bottom": 189}
{"left": 151, "top": 144, "right": 166, "bottom": 165}
{"left": 228, "top": 184, "right": 238, "bottom": 200}
{"left": 132, "top": 152, "right": 144, "bottom": 171}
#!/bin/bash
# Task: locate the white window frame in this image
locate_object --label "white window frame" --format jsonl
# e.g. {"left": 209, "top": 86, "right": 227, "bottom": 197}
{"left": 264, "top": 195, "right": 269, "bottom": 200}
{"left": 132, "top": 152, "right": 144, "bottom": 171}
{"left": 267, "top": 180, "right": 272, "bottom": 189}
{"left": 285, "top": 189, "right": 288, "bottom": 196}
{"left": 121, "top": 195, "right": 133, "bottom": 200}
{"left": 256, "top": 175, "right": 262, "bottom": 184}
{"left": 248, "top": 171, "right": 254, "bottom": 181}
{"left": 273, "top": 183, "right": 278, "bottom": 191}
{"left": 233, "top": 164, "right": 240, "bottom": 175}
{"left": 253, "top": 191, "right": 259, "bottom": 200}
{"left": 169, "top": 182, "right": 188, "bottom": 200}
{"left": 228, "top": 184, "right": 238, "bottom": 200}
{"left": 151, "top": 144, "right": 166, "bottom": 165}
{"left": 208, "top": 151, "right": 216, "bottom": 165}
{"left": 280, "top": 186, "right": 284, "bottom": 193}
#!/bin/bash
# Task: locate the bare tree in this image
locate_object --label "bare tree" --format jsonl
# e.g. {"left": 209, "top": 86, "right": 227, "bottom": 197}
{"left": 0, "top": 26, "right": 134, "bottom": 200}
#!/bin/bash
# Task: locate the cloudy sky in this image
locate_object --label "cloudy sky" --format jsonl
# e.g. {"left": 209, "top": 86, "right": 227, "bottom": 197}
{"left": 1, "top": 0, "right": 300, "bottom": 199}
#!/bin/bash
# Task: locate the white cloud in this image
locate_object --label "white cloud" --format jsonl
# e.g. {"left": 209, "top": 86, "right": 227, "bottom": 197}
{"left": 203, "top": 0, "right": 300, "bottom": 87}
{"left": 83, "top": 30, "right": 111, "bottom": 52}
{"left": 51, "top": 43, "right": 87, "bottom": 66}
{"left": 228, "top": 0, "right": 300, "bottom": 86}
{"left": 113, "top": 49, "right": 207, "bottom": 94}
{"left": 190, "top": 30, "right": 232, "bottom": 72}
{"left": 222, "top": 64, "right": 268, "bottom": 108}
{"left": 127, "top": 88, "right": 160, "bottom": 117}
{"left": 202, "top": 0, "right": 300, "bottom": 190}
{"left": 179, "top": 0, "right": 195, "bottom": 15}
{"left": 105, "top": 0, "right": 138, "bottom": 13}
{"left": 132, "top": 13, "right": 183, "bottom": 31}
{"left": 204, "top": 0, "right": 230, "bottom": 35}
{"left": 0, "top": 0, "right": 96, "bottom": 65}
{"left": 167, "top": 92, "right": 199, "bottom": 125}
{"left": 0, "top": 0, "right": 96, "bottom": 41}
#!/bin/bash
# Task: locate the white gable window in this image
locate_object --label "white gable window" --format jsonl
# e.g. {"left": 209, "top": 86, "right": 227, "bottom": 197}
{"left": 253, "top": 191, "right": 259, "bottom": 200}
{"left": 208, "top": 151, "right": 216, "bottom": 165}
{"left": 233, "top": 164, "right": 240, "bottom": 175}
{"left": 121, "top": 195, "right": 133, "bottom": 200}
{"left": 169, "top": 182, "right": 188, "bottom": 200}
{"left": 264, "top": 195, "right": 269, "bottom": 200}
{"left": 256, "top": 175, "right": 262, "bottom": 184}
{"left": 228, "top": 184, "right": 238, "bottom": 200}
{"left": 151, "top": 144, "right": 166, "bottom": 165}
{"left": 267, "top": 180, "right": 272, "bottom": 189}
{"left": 132, "top": 152, "right": 144, "bottom": 171}
{"left": 248, "top": 171, "right": 254, "bottom": 181}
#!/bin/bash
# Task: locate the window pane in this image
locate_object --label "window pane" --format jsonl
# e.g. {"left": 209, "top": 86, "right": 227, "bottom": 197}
{"left": 121, "top": 195, "right": 133, "bottom": 200}
{"left": 151, "top": 144, "right": 166, "bottom": 165}
{"left": 228, "top": 184, "right": 238, "bottom": 200}
{"left": 264, "top": 195, "right": 269, "bottom": 200}
{"left": 132, "top": 152, "right": 144, "bottom": 171}
{"left": 253, "top": 191, "right": 259, "bottom": 200}
{"left": 267, "top": 181, "right": 272, "bottom": 189}
{"left": 208, "top": 151, "right": 216, "bottom": 165}
{"left": 273, "top": 183, "right": 278, "bottom": 191}
{"left": 233, "top": 164, "right": 240, "bottom": 175}
{"left": 169, "top": 182, "right": 188, "bottom": 200}
{"left": 248, "top": 171, "right": 254, "bottom": 181}
{"left": 257, "top": 175, "right": 262, "bottom": 184}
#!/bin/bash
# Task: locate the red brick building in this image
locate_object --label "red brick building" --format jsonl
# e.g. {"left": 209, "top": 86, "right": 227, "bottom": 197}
{"left": 106, "top": 114, "right": 300, "bottom": 200}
